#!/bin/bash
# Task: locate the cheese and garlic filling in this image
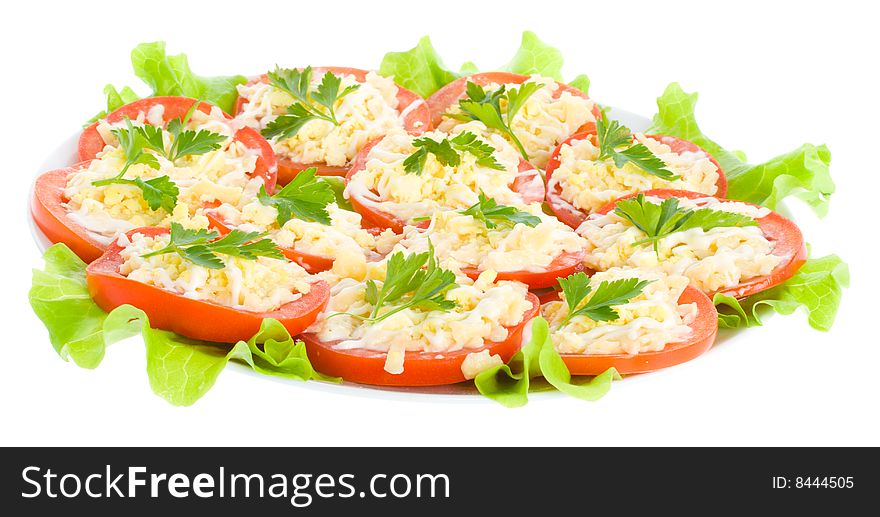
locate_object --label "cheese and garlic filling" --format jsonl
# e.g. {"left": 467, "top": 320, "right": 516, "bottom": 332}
{"left": 64, "top": 105, "right": 262, "bottom": 244}
{"left": 437, "top": 75, "right": 596, "bottom": 168}
{"left": 117, "top": 231, "right": 313, "bottom": 313}
{"left": 308, "top": 265, "right": 532, "bottom": 375}
{"left": 549, "top": 134, "right": 720, "bottom": 214}
{"left": 392, "top": 208, "right": 586, "bottom": 274}
{"left": 211, "top": 199, "right": 397, "bottom": 268}
{"left": 578, "top": 196, "right": 783, "bottom": 293}
{"left": 542, "top": 268, "right": 696, "bottom": 355}
{"left": 345, "top": 128, "right": 535, "bottom": 222}
{"left": 236, "top": 71, "right": 406, "bottom": 166}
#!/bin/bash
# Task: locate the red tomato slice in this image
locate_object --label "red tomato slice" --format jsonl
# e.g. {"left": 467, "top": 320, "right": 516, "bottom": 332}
{"left": 558, "top": 285, "right": 718, "bottom": 375}
{"left": 203, "top": 211, "right": 335, "bottom": 274}
{"left": 79, "top": 96, "right": 278, "bottom": 193}
{"left": 299, "top": 293, "right": 540, "bottom": 386}
{"left": 595, "top": 189, "right": 807, "bottom": 299}
{"left": 460, "top": 250, "right": 586, "bottom": 289}
{"left": 545, "top": 131, "right": 729, "bottom": 229}
{"left": 234, "top": 68, "right": 432, "bottom": 184}
{"left": 344, "top": 138, "right": 546, "bottom": 233}
{"left": 85, "top": 226, "right": 329, "bottom": 343}
{"left": 32, "top": 163, "right": 107, "bottom": 263}
{"left": 426, "top": 71, "right": 602, "bottom": 131}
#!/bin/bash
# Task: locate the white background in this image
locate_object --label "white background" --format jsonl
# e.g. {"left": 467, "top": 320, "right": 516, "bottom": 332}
{"left": 2, "top": 0, "right": 878, "bottom": 446}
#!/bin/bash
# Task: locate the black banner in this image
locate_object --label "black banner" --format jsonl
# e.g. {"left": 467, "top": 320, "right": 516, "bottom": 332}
{"left": 2, "top": 447, "right": 875, "bottom": 513}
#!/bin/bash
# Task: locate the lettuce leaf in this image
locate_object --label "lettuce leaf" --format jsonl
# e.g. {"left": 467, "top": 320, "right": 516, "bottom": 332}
{"left": 29, "top": 244, "right": 332, "bottom": 406}
{"left": 379, "top": 36, "right": 460, "bottom": 99}
{"left": 649, "top": 83, "right": 835, "bottom": 216}
{"left": 87, "top": 84, "right": 140, "bottom": 125}
{"left": 475, "top": 317, "right": 617, "bottom": 406}
{"left": 129, "top": 41, "right": 246, "bottom": 115}
{"left": 380, "top": 31, "right": 591, "bottom": 99}
{"left": 713, "top": 254, "right": 849, "bottom": 331}
{"left": 501, "top": 31, "right": 564, "bottom": 80}
{"left": 319, "top": 176, "right": 353, "bottom": 211}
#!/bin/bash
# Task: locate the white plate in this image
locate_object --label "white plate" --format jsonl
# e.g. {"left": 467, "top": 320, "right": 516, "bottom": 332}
{"left": 29, "top": 108, "right": 652, "bottom": 401}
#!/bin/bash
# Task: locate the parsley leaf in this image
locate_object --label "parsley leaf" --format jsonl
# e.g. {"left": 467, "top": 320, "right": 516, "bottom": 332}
{"left": 596, "top": 113, "right": 678, "bottom": 181}
{"left": 257, "top": 167, "right": 335, "bottom": 226}
{"left": 403, "top": 131, "right": 504, "bottom": 174}
{"left": 558, "top": 272, "right": 651, "bottom": 325}
{"left": 454, "top": 81, "right": 541, "bottom": 160}
{"left": 166, "top": 129, "right": 225, "bottom": 161}
{"left": 141, "top": 222, "right": 284, "bottom": 269}
{"left": 333, "top": 242, "right": 457, "bottom": 324}
{"left": 261, "top": 66, "right": 360, "bottom": 141}
{"left": 461, "top": 193, "right": 541, "bottom": 229}
{"left": 614, "top": 194, "right": 758, "bottom": 255}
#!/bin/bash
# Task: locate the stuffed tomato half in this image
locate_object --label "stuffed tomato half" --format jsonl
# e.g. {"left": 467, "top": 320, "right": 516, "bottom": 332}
{"left": 385, "top": 197, "right": 586, "bottom": 289}
{"left": 234, "top": 66, "right": 432, "bottom": 184}
{"left": 545, "top": 126, "right": 728, "bottom": 229}
{"left": 204, "top": 167, "right": 397, "bottom": 275}
{"left": 34, "top": 97, "right": 277, "bottom": 262}
{"left": 580, "top": 189, "right": 806, "bottom": 299}
{"left": 345, "top": 128, "right": 545, "bottom": 232}
{"left": 300, "top": 248, "right": 540, "bottom": 386}
{"left": 542, "top": 268, "right": 718, "bottom": 375}
{"left": 427, "top": 72, "right": 601, "bottom": 168}
{"left": 86, "top": 226, "right": 329, "bottom": 342}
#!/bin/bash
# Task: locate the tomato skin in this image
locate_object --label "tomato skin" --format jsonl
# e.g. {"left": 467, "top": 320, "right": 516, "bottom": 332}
{"left": 32, "top": 163, "right": 107, "bottom": 263}
{"left": 85, "top": 227, "right": 329, "bottom": 343}
{"left": 345, "top": 137, "right": 546, "bottom": 233}
{"left": 595, "top": 189, "right": 807, "bottom": 299}
{"left": 204, "top": 211, "right": 335, "bottom": 274}
{"left": 79, "top": 96, "right": 278, "bottom": 193}
{"left": 234, "top": 68, "right": 433, "bottom": 184}
{"left": 426, "top": 71, "right": 602, "bottom": 131}
{"left": 544, "top": 131, "right": 729, "bottom": 229}
{"left": 299, "top": 293, "right": 540, "bottom": 386}
{"left": 559, "top": 285, "right": 718, "bottom": 375}
{"left": 460, "top": 250, "right": 586, "bottom": 289}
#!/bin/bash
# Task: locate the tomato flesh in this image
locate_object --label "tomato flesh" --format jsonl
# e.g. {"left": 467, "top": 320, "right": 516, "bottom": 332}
{"left": 234, "top": 68, "right": 432, "bottom": 184}
{"left": 86, "top": 227, "right": 329, "bottom": 343}
{"left": 544, "top": 131, "right": 729, "bottom": 229}
{"left": 299, "top": 293, "right": 540, "bottom": 386}
{"left": 594, "top": 189, "right": 807, "bottom": 299}
{"left": 559, "top": 285, "right": 718, "bottom": 375}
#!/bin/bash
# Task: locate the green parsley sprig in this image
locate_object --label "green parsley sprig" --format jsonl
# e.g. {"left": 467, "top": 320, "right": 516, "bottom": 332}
{"left": 448, "top": 81, "right": 542, "bottom": 161}
{"left": 261, "top": 66, "right": 360, "bottom": 141}
{"left": 140, "top": 222, "right": 285, "bottom": 269}
{"left": 91, "top": 103, "right": 225, "bottom": 211}
{"left": 461, "top": 193, "right": 541, "bottom": 229}
{"left": 596, "top": 113, "right": 677, "bottom": 180}
{"left": 330, "top": 242, "right": 458, "bottom": 324}
{"left": 613, "top": 194, "right": 759, "bottom": 255}
{"left": 257, "top": 167, "right": 336, "bottom": 226}
{"left": 558, "top": 272, "right": 651, "bottom": 326}
{"left": 403, "top": 131, "right": 505, "bottom": 174}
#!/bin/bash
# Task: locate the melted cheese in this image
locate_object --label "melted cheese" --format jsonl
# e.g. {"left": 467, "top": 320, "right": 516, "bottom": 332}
{"left": 236, "top": 71, "right": 404, "bottom": 166}
{"left": 117, "top": 231, "right": 313, "bottom": 312}
{"left": 309, "top": 265, "right": 532, "bottom": 374}
{"left": 577, "top": 196, "right": 783, "bottom": 293}
{"left": 549, "top": 134, "right": 720, "bottom": 214}
{"left": 437, "top": 75, "right": 596, "bottom": 168}
{"left": 64, "top": 107, "right": 261, "bottom": 244}
{"left": 345, "top": 127, "right": 532, "bottom": 222}
{"left": 542, "top": 268, "right": 696, "bottom": 355}
{"left": 392, "top": 207, "right": 586, "bottom": 274}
